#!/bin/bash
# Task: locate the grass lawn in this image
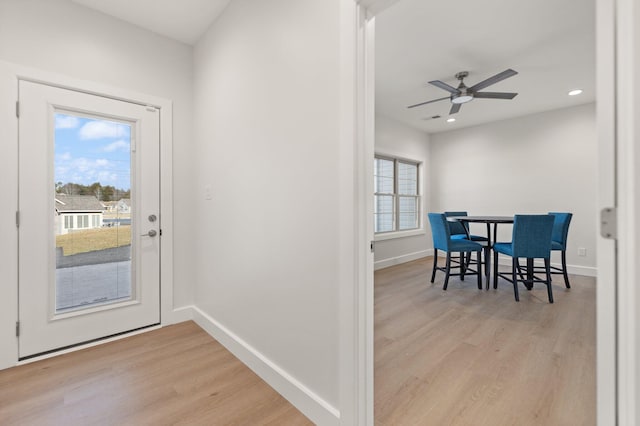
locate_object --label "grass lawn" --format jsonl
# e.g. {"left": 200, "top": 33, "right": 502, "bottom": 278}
{"left": 56, "top": 226, "right": 131, "bottom": 256}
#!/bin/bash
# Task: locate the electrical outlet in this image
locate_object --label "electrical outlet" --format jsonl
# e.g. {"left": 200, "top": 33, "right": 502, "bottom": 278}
{"left": 578, "top": 247, "right": 587, "bottom": 257}
{"left": 204, "top": 185, "right": 213, "bottom": 201}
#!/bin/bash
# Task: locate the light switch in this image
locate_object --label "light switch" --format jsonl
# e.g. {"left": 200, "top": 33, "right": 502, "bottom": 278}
{"left": 205, "top": 185, "right": 213, "bottom": 201}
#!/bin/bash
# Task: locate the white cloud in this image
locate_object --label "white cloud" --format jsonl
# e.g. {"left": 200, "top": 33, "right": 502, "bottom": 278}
{"left": 103, "top": 140, "right": 130, "bottom": 153}
{"left": 55, "top": 156, "right": 125, "bottom": 186}
{"left": 55, "top": 115, "right": 80, "bottom": 129}
{"left": 56, "top": 152, "right": 72, "bottom": 161}
{"left": 79, "top": 121, "right": 130, "bottom": 140}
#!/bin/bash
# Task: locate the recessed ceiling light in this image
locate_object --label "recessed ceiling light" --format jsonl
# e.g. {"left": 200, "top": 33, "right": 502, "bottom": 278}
{"left": 446, "top": 118, "right": 456, "bottom": 123}
{"left": 568, "top": 89, "right": 583, "bottom": 96}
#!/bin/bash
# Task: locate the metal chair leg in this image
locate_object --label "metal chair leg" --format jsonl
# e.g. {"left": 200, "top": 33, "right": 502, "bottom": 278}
{"left": 443, "top": 252, "right": 452, "bottom": 290}
{"left": 477, "top": 251, "right": 482, "bottom": 289}
{"left": 430, "top": 249, "right": 438, "bottom": 283}
{"left": 493, "top": 249, "right": 498, "bottom": 289}
{"left": 561, "top": 251, "right": 571, "bottom": 288}
{"left": 545, "top": 258, "right": 554, "bottom": 303}
{"left": 512, "top": 259, "right": 520, "bottom": 302}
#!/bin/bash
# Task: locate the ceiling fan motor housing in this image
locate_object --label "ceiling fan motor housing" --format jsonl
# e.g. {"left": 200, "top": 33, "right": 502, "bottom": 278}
{"left": 452, "top": 71, "right": 474, "bottom": 104}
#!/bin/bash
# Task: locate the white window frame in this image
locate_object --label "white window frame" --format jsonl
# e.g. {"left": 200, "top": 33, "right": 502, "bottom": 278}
{"left": 374, "top": 154, "right": 421, "bottom": 235}
{"left": 78, "top": 214, "right": 89, "bottom": 228}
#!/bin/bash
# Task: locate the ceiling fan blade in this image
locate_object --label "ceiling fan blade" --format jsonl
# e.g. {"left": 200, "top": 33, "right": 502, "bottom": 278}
{"left": 473, "top": 92, "right": 518, "bottom": 99}
{"left": 407, "top": 96, "right": 450, "bottom": 109}
{"left": 449, "top": 103, "right": 461, "bottom": 115}
{"left": 429, "top": 80, "right": 460, "bottom": 94}
{"left": 469, "top": 69, "right": 518, "bottom": 92}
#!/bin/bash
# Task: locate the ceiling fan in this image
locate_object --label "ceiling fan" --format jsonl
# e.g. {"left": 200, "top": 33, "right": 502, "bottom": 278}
{"left": 407, "top": 69, "right": 519, "bottom": 115}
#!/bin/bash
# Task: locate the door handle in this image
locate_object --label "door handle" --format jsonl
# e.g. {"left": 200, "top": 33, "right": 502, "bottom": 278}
{"left": 141, "top": 229, "right": 157, "bottom": 237}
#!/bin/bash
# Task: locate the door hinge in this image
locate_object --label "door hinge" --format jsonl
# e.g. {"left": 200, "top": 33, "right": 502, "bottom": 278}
{"left": 600, "top": 207, "right": 617, "bottom": 240}
{"left": 370, "top": 240, "right": 375, "bottom": 253}
{"left": 15, "top": 101, "right": 19, "bottom": 118}
{"left": 15, "top": 211, "right": 19, "bottom": 228}
{"left": 16, "top": 321, "right": 20, "bottom": 337}
{"left": 159, "top": 229, "right": 163, "bottom": 236}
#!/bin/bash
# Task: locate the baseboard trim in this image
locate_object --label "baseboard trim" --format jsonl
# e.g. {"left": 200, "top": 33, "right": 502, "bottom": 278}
{"left": 374, "top": 249, "right": 432, "bottom": 270}
{"left": 191, "top": 307, "right": 340, "bottom": 425}
{"left": 167, "top": 305, "right": 194, "bottom": 324}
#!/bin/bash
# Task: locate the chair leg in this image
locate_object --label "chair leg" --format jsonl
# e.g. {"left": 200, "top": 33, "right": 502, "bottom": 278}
{"left": 512, "top": 259, "right": 520, "bottom": 302}
{"left": 443, "top": 252, "right": 452, "bottom": 290}
{"left": 477, "top": 251, "right": 482, "bottom": 290}
{"left": 515, "top": 258, "right": 526, "bottom": 281}
{"left": 460, "top": 252, "right": 465, "bottom": 281}
{"left": 493, "top": 249, "right": 498, "bottom": 289}
{"left": 545, "top": 258, "right": 554, "bottom": 303}
{"left": 431, "top": 249, "right": 438, "bottom": 283}
{"left": 561, "top": 251, "right": 571, "bottom": 288}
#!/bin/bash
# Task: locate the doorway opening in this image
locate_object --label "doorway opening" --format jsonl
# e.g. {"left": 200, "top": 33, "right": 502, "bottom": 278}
{"left": 368, "top": 0, "right": 601, "bottom": 423}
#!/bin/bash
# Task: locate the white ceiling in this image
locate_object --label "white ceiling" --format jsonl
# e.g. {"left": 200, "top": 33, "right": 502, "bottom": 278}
{"left": 375, "top": 0, "right": 596, "bottom": 133}
{"left": 71, "top": 0, "right": 595, "bottom": 134}
{"left": 71, "top": 0, "right": 231, "bottom": 45}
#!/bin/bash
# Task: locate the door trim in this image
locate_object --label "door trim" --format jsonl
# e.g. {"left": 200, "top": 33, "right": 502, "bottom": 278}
{"left": 596, "top": 0, "right": 617, "bottom": 424}
{"left": 612, "top": 0, "right": 640, "bottom": 423}
{"left": 357, "top": 0, "right": 620, "bottom": 424}
{"left": 0, "top": 61, "right": 175, "bottom": 369}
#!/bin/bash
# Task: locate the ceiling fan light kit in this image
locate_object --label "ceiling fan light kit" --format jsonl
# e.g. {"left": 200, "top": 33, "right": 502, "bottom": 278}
{"left": 408, "top": 68, "right": 519, "bottom": 115}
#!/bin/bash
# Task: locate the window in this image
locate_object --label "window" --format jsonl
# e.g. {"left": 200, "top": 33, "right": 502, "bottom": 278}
{"left": 374, "top": 156, "right": 420, "bottom": 233}
{"left": 78, "top": 215, "right": 89, "bottom": 228}
{"left": 92, "top": 215, "right": 100, "bottom": 228}
{"left": 64, "top": 215, "right": 74, "bottom": 229}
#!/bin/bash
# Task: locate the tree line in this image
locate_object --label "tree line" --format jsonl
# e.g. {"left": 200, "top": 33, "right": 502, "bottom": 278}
{"left": 56, "top": 182, "right": 130, "bottom": 202}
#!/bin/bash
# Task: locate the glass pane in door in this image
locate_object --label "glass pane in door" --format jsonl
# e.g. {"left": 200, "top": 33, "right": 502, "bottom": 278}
{"left": 54, "top": 112, "right": 133, "bottom": 313}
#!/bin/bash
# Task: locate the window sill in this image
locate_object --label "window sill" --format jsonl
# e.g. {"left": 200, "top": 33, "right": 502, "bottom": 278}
{"left": 374, "top": 228, "right": 425, "bottom": 241}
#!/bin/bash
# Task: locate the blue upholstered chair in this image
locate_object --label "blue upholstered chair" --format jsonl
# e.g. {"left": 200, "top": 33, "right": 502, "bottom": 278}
{"left": 549, "top": 212, "right": 573, "bottom": 288}
{"left": 492, "top": 215, "right": 555, "bottom": 303}
{"left": 444, "top": 211, "right": 488, "bottom": 242}
{"left": 428, "top": 213, "right": 483, "bottom": 290}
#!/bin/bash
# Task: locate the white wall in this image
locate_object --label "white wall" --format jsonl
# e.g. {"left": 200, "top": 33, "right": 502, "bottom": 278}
{"left": 191, "top": 0, "right": 343, "bottom": 423}
{"left": 0, "top": 0, "right": 194, "bottom": 366}
{"left": 374, "top": 114, "right": 431, "bottom": 269}
{"left": 430, "top": 103, "right": 598, "bottom": 275}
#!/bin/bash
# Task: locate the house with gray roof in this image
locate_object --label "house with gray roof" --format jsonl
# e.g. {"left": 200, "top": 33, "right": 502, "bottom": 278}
{"left": 54, "top": 194, "right": 105, "bottom": 235}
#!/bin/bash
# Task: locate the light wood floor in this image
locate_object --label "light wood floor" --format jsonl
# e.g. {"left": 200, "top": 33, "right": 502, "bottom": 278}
{"left": 0, "top": 258, "right": 596, "bottom": 425}
{"left": 0, "top": 321, "right": 311, "bottom": 425}
{"left": 374, "top": 257, "right": 596, "bottom": 426}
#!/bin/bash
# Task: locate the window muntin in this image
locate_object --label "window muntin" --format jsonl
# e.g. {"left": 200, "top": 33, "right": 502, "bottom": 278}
{"left": 374, "top": 156, "right": 420, "bottom": 233}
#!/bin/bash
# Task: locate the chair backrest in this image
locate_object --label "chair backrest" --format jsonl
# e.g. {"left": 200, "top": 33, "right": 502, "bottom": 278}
{"left": 444, "top": 211, "right": 469, "bottom": 235}
{"left": 511, "top": 214, "right": 554, "bottom": 258}
{"left": 428, "top": 213, "right": 451, "bottom": 251}
{"left": 548, "top": 212, "right": 572, "bottom": 249}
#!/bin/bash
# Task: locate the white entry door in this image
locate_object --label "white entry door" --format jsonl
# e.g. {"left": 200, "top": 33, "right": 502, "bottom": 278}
{"left": 18, "top": 80, "right": 160, "bottom": 358}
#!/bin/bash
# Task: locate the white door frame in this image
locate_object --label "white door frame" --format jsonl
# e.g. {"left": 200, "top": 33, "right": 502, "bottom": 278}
{"left": 611, "top": 0, "right": 640, "bottom": 423}
{"left": 349, "top": 0, "right": 625, "bottom": 424}
{"left": 596, "top": 0, "right": 616, "bottom": 423}
{"left": 0, "top": 61, "right": 175, "bottom": 368}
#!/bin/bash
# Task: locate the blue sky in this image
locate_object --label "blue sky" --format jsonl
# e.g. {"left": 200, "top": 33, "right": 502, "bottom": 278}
{"left": 55, "top": 113, "right": 131, "bottom": 190}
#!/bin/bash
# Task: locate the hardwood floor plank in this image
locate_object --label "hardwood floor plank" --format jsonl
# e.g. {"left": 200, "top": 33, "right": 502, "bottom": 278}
{"left": 0, "top": 321, "right": 311, "bottom": 425}
{"left": 374, "top": 257, "right": 596, "bottom": 425}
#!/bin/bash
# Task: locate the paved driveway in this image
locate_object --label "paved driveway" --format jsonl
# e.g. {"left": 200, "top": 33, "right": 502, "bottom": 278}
{"left": 56, "top": 261, "right": 131, "bottom": 311}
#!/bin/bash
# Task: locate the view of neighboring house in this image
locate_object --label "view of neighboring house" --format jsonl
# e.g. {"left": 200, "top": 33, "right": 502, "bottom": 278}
{"left": 54, "top": 194, "right": 105, "bottom": 235}
{"left": 116, "top": 198, "right": 131, "bottom": 214}
{"left": 103, "top": 198, "right": 131, "bottom": 214}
